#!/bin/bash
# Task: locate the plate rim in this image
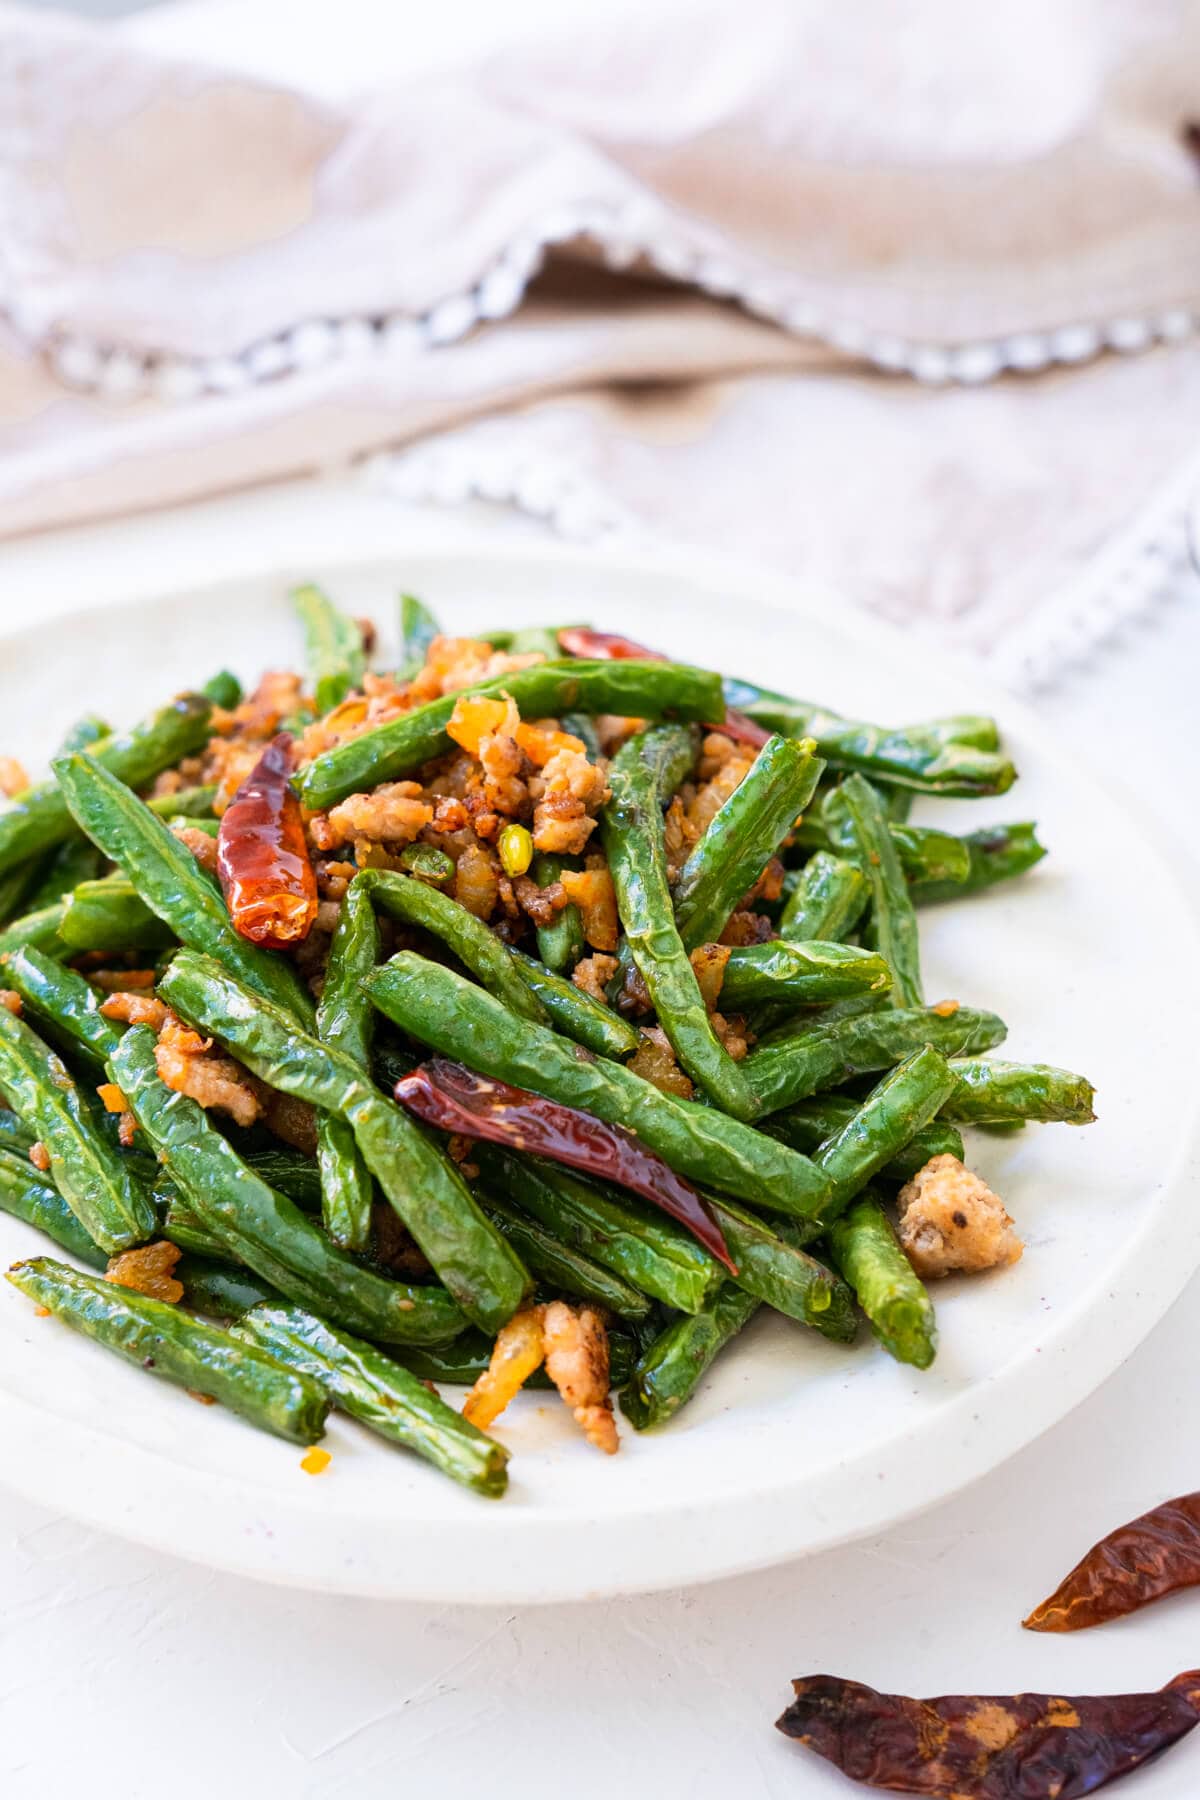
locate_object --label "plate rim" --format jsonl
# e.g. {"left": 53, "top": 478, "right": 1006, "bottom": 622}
{"left": 1, "top": 532, "right": 1197, "bottom": 1603}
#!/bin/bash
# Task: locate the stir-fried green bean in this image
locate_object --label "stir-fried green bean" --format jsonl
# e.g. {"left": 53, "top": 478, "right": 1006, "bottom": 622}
{"left": 292, "top": 583, "right": 366, "bottom": 714}
{"left": 778, "top": 851, "right": 868, "bottom": 943}
{"left": 0, "top": 1148, "right": 107, "bottom": 1268}
{"left": 396, "top": 593, "right": 440, "bottom": 680}
{"left": 743, "top": 1003, "right": 1006, "bottom": 1116}
{"left": 368, "top": 953, "right": 835, "bottom": 1217}
{"left": 792, "top": 819, "right": 971, "bottom": 887}
{"left": 673, "top": 734, "right": 823, "bottom": 950}
{"left": 7, "top": 1257, "right": 329, "bottom": 1443}
{"left": 174, "top": 1256, "right": 279, "bottom": 1322}
{"left": 764, "top": 1096, "right": 964, "bottom": 1182}
{"left": 509, "top": 948, "right": 640, "bottom": 1060}
{"left": 315, "top": 878, "right": 378, "bottom": 1251}
{"left": 156, "top": 952, "right": 532, "bottom": 1333}
{"left": 621, "top": 1283, "right": 760, "bottom": 1429}
{"left": 702, "top": 1195, "right": 857, "bottom": 1337}
{"left": 361, "top": 868, "right": 547, "bottom": 1026}
{"left": 0, "top": 899, "right": 68, "bottom": 962}
{"left": 911, "top": 822, "right": 1047, "bottom": 906}
{"left": 717, "top": 940, "right": 891, "bottom": 1009}
{"left": 58, "top": 876, "right": 175, "bottom": 956}
{"left": 295, "top": 659, "right": 724, "bottom": 809}
{"left": 531, "top": 853, "right": 585, "bottom": 972}
{"left": 478, "top": 1187, "right": 652, "bottom": 1320}
{"left": 25, "top": 840, "right": 105, "bottom": 912}
{"left": 603, "top": 726, "right": 758, "bottom": 1119}
{"left": 826, "top": 1191, "right": 937, "bottom": 1368}
{"left": 822, "top": 774, "right": 923, "bottom": 1007}
{"left": 942, "top": 1058, "right": 1096, "bottom": 1124}
{"left": 2, "top": 945, "right": 123, "bottom": 1068}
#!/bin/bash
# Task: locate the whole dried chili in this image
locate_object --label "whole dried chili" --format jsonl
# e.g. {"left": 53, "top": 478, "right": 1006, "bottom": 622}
{"left": 776, "top": 1670, "right": 1200, "bottom": 1797}
{"left": 556, "top": 628, "right": 769, "bottom": 748}
{"left": 216, "top": 734, "right": 317, "bottom": 951}
{"left": 395, "top": 1057, "right": 737, "bottom": 1273}
{"left": 1024, "top": 1491, "right": 1200, "bottom": 1634}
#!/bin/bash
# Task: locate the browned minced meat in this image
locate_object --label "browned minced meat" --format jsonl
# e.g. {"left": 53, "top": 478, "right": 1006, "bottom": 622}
{"left": 612, "top": 955, "right": 651, "bottom": 1017}
{"left": 87, "top": 968, "right": 157, "bottom": 992}
{"left": 542, "top": 1301, "right": 618, "bottom": 1455}
{"left": 406, "top": 636, "right": 544, "bottom": 705}
{"left": 454, "top": 841, "right": 501, "bottom": 921}
{"left": 155, "top": 1012, "right": 261, "bottom": 1129}
{"left": 371, "top": 1204, "right": 433, "bottom": 1278}
{"left": 166, "top": 670, "right": 309, "bottom": 813}
{"left": 689, "top": 943, "right": 730, "bottom": 1011}
{"left": 0, "top": 757, "right": 29, "bottom": 798}
{"left": 513, "top": 875, "right": 566, "bottom": 928}
{"left": 100, "top": 992, "right": 169, "bottom": 1030}
{"left": 687, "top": 735, "right": 754, "bottom": 836}
{"left": 627, "top": 1027, "right": 694, "bottom": 1100}
{"left": 710, "top": 1011, "right": 751, "bottom": 1061}
{"left": 896, "top": 1154, "right": 1024, "bottom": 1278}
{"left": 170, "top": 823, "right": 219, "bottom": 874}
{"left": 105, "top": 1241, "right": 184, "bottom": 1304}
{"left": 572, "top": 954, "right": 619, "bottom": 1004}
{"left": 478, "top": 722, "right": 528, "bottom": 819}
{"left": 560, "top": 859, "right": 619, "bottom": 953}
{"left": 0, "top": 990, "right": 20, "bottom": 1016}
{"left": 530, "top": 749, "right": 610, "bottom": 856}
{"left": 744, "top": 856, "right": 786, "bottom": 906}
{"left": 663, "top": 794, "right": 699, "bottom": 882}
{"left": 324, "top": 782, "right": 433, "bottom": 849}
{"left": 718, "top": 909, "right": 775, "bottom": 947}
{"left": 28, "top": 1141, "right": 50, "bottom": 1173}
{"left": 315, "top": 859, "right": 356, "bottom": 901}
{"left": 262, "top": 1090, "right": 319, "bottom": 1156}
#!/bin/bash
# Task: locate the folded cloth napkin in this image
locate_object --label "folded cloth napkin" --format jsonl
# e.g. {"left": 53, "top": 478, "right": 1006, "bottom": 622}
{"left": 1, "top": 0, "right": 1198, "bottom": 681}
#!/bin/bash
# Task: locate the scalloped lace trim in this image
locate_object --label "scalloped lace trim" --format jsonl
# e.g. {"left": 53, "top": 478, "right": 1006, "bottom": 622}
{"left": 32, "top": 201, "right": 1200, "bottom": 404}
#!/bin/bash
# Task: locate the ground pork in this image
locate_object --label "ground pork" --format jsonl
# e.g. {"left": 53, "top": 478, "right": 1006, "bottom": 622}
{"left": 99, "top": 992, "right": 169, "bottom": 1030}
{"left": 28, "top": 1141, "right": 50, "bottom": 1173}
{"left": 718, "top": 909, "right": 775, "bottom": 947}
{"left": 559, "top": 860, "right": 619, "bottom": 952}
{"left": 572, "top": 953, "right": 619, "bottom": 1004}
{"left": 543, "top": 1301, "right": 618, "bottom": 1455}
{"left": 689, "top": 943, "right": 730, "bottom": 1011}
{"left": 261, "top": 1090, "right": 318, "bottom": 1155}
{"left": 896, "top": 1154, "right": 1023, "bottom": 1278}
{"left": 530, "top": 747, "right": 610, "bottom": 855}
{"left": 627, "top": 1026, "right": 695, "bottom": 1099}
{"left": 687, "top": 745, "right": 754, "bottom": 837}
{"left": 513, "top": 874, "right": 566, "bottom": 927}
{"left": 155, "top": 1012, "right": 261, "bottom": 1128}
{"left": 710, "top": 1011, "right": 751, "bottom": 1061}
{"left": 105, "top": 1241, "right": 183, "bottom": 1304}
{"left": 663, "top": 794, "right": 699, "bottom": 881}
{"left": 0, "top": 990, "right": 20, "bottom": 1016}
{"left": 170, "top": 823, "right": 219, "bottom": 874}
{"left": 454, "top": 842, "right": 501, "bottom": 920}
{"left": 325, "top": 782, "right": 433, "bottom": 848}
{"left": 406, "top": 636, "right": 544, "bottom": 704}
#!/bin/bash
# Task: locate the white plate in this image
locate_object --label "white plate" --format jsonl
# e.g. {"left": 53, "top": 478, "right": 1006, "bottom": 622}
{"left": 0, "top": 543, "right": 1197, "bottom": 1603}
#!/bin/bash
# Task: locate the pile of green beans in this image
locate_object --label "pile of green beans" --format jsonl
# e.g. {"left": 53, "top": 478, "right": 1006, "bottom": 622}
{"left": 0, "top": 586, "right": 1095, "bottom": 1489}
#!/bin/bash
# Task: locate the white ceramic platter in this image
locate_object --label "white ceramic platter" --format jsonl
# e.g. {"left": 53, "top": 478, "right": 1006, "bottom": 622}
{"left": 0, "top": 544, "right": 1197, "bottom": 1603}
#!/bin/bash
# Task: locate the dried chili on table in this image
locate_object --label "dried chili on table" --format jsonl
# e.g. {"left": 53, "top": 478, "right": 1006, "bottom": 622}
{"left": 555, "top": 628, "right": 770, "bottom": 747}
{"left": 1024, "top": 1491, "right": 1200, "bottom": 1634}
{"left": 216, "top": 734, "right": 317, "bottom": 951}
{"left": 776, "top": 1670, "right": 1200, "bottom": 1797}
{"left": 394, "top": 1057, "right": 736, "bottom": 1273}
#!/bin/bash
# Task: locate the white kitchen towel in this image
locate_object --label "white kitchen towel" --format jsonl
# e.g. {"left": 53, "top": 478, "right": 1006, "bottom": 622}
{"left": 1, "top": 0, "right": 1197, "bottom": 676}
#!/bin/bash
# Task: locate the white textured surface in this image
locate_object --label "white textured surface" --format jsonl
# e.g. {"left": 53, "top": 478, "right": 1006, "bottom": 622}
{"left": 0, "top": 482, "right": 1198, "bottom": 1794}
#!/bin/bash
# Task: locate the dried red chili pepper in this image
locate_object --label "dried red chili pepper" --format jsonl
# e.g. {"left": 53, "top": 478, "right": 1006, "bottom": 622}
{"left": 1024, "top": 1491, "right": 1200, "bottom": 1634}
{"left": 776, "top": 1670, "right": 1200, "bottom": 1797}
{"left": 555, "top": 629, "right": 770, "bottom": 747}
{"left": 395, "top": 1058, "right": 737, "bottom": 1273}
{"left": 216, "top": 734, "right": 317, "bottom": 951}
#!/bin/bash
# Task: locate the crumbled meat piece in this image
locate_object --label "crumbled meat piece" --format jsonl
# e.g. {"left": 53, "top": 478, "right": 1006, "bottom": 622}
{"left": 326, "top": 782, "right": 433, "bottom": 848}
{"left": 462, "top": 1306, "right": 547, "bottom": 1429}
{"left": 560, "top": 859, "right": 619, "bottom": 952}
{"left": 430, "top": 794, "right": 469, "bottom": 833}
{"left": 627, "top": 1026, "right": 695, "bottom": 1099}
{"left": 315, "top": 859, "right": 356, "bottom": 901}
{"left": 118, "top": 1112, "right": 137, "bottom": 1148}
{"left": 710, "top": 1011, "right": 750, "bottom": 1061}
{"left": 100, "top": 991, "right": 169, "bottom": 1030}
{"left": 543, "top": 1300, "right": 619, "bottom": 1455}
{"left": 513, "top": 875, "right": 566, "bottom": 927}
{"left": 0, "top": 757, "right": 29, "bottom": 797}
{"left": 571, "top": 953, "right": 619, "bottom": 1004}
{"left": 262, "top": 1091, "right": 318, "bottom": 1155}
{"left": 315, "top": 899, "right": 342, "bottom": 934}
{"left": 105, "top": 1240, "right": 184, "bottom": 1304}
{"left": 28, "top": 1141, "right": 50, "bottom": 1173}
{"left": 170, "top": 823, "right": 219, "bottom": 874}
{"left": 663, "top": 794, "right": 699, "bottom": 881}
{"left": 689, "top": 943, "right": 730, "bottom": 1011}
{"left": 896, "top": 1154, "right": 1023, "bottom": 1278}
{"left": 687, "top": 750, "right": 754, "bottom": 836}
{"left": 454, "top": 841, "right": 500, "bottom": 921}
{"left": 155, "top": 1011, "right": 261, "bottom": 1128}
{"left": 745, "top": 855, "right": 786, "bottom": 905}
{"left": 478, "top": 723, "right": 528, "bottom": 818}
{"left": 594, "top": 714, "right": 644, "bottom": 754}
{"left": 718, "top": 909, "right": 774, "bottom": 947}
{"left": 696, "top": 731, "right": 740, "bottom": 780}
{"left": 96, "top": 1082, "right": 130, "bottom": 1116}
{"left": 89, "top": 968, "right": 158, "bottom": 992}
{"left": 407, "top": 636, "right": 543, "bottom": 704}
{"left": 446, "top": 1132, "right": 476, "bottom": 1164}
{"left": 371, "top": 1205, "right": 433, "bottom": 1278}
{"left": 0, "top": 990, "right": 20, "bottom": 1016}
{"left": 530, "top": 747, "right": 609, "bottom": 856}
{"left": 612, "top": 955, "right": 652, "bottom": 1017}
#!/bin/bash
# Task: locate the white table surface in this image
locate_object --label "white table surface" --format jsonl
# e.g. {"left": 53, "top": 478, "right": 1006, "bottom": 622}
{"left": 1, "top": 479, "right": 1198, "bottom": 1799}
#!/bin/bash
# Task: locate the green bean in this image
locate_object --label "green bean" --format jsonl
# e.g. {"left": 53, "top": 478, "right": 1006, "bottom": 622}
{"left": 56, "top": 714, "right": 113, "bottom": 755}
{"left": 2, "top": 946, "right": 124, "bottom": 1069}
{"left": 673, "top": 735, "right": 823, "bottom": 949}
{"left": 201, "top": 670, "right": 243, "bottom": 709}
{"left": 925, "top": 714, "right": 1002, "bottom": 752}
{"left": 175, "top": 1256, "right": 278, "bottom": 1321}
{"left": 826, "top": 1192, "right": 937, "bottom": 1369}
{"left": 160, "top": 1187, "right": 234, "bottom": 1258}
{"left": 717, "top": 940, "right": 891, "bottom": 1010}
{"left": 239, "top": 1147, "right": 323, "bottom": 1209}
{"left": 477, "top": 1188, "right": 653, "bottom": 1319}
{"left": 561, "top": 712, "right": 603, "bottom": 759}
{"left": 366, "top": 954, "right": 834, "bottom": 1217}
{"left": 292, "top": 583, "right": 366, "bottom": 714}
{"left": 884, "top": 785, "right": 913, "bottom": 823}
{"left": 58, "top": 876, "right": 175, "bottom": 956}
{"left": 0, "top": 1148, "right": 107, "bottom": 1267}
{"left": 55, "top": 752, "right": 314, "bottom": 1022}
{"left": 25, "top": 840, "right": 105, "bottom": 912}
{"left": 701, "top": 1195, "right": 856, "bottom": 1337}
{"left": 361, "top": 869, "right": 548, "bottom": 1026}
{"left": 0, "top": 899, "right": 67, "bottom": 962}
{"left": 941, "top": 1058, "right": 1096, "bottom": 1124}
{"left": 315, "top": 878, "right": 378, "bottom": 1251}
{"left": 532, "top": 854, "right": 585, "bottom": 972}
{"left": 911, "top": 823, "right": 1048, "bottom": 906}
{"left": 507, "top": 625, "right": 564, "bottom": 659}
{"left": 155, "top": 954, "right": 531, "bottom": 1333}
{"left": 0, "top": 862, "right": 40, "bottom": 930}
{"left": 720, "top": 678, "right": 1016, "bottom": 797}
{"left": 146, "top": 784, "right": 219, "bottom": 820}
{"left": 778, "top": 851, "right": 868, "bottom": 943}
{"left": 397, "top": 843, "right": 455, "bottom": 885}
{"left": 0, "top": 1006, "right": 155, "bottom": 1252}
{"left": 743, "top": 1003, "right": 1006, "bottom": 1116}
{"left": 791, "top": 819, "right": 971, "bottom": 887}
{"left": 396, "top": 593, "right": 440, "bottom": 679}
{"left": 111, "top": 1028, "right": 466, "bottom": 1344}
{"left": 621, "top": 1283, "right": 760, "bottom": 1429}
{"left": 822, "top": 774, "right": 923, "bottom": 1006}
{"left": 509, "top": 949, "right": 640, "bottom": 1060}
{"left": 808, "top": 1046, "right": 956, "bottom": 1224}
{"left": 0, "top": 1107, "right": 34, "bottom": 1151}
{"left": 604, "top": 727, "right": 757, "bottom": 1119}
{"left": 234, "top": 1303, "right": 508, "bottom": 1495}
{"left": 7, "top": 1257, "right": 329, "bottom": 1443}
{"left": 296, "top": 659, "right": 725, "bottom": 809}
{"left": 764, "top": 1096, "right": 964, "bottom": 1181}
{"left": 473, "top": 1144, "right": 721, "bottom": 1314}
{"left": 164, "top": 815, "right": 219, "bottom": 838}
{"left": 0, "top": 694, "right": 213, "bottom": 874}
